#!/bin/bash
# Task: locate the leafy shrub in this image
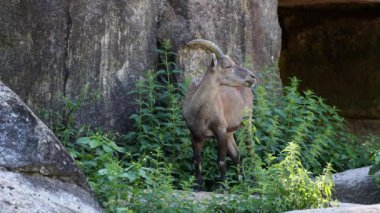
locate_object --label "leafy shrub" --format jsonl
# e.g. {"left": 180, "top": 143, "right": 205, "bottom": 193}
{"left": 39, "top": 83, "right": 100, "bottom": 146}
{"left": 73, "top": 133, "right": 180, "bottom": 211}
{"left": 251, "top": 75, "right": 368, "bottom": 174}
{"left": 255, "top": 142, "right": 333, "bottom": 211}
{"left": 366, "top": 136, "right": 380, "bottom": 185}
{"left": 369, "top": 152, "right": 380, "bottom": 185}
{"left": 72, "top": 132, "right": 334, "bottom": 212}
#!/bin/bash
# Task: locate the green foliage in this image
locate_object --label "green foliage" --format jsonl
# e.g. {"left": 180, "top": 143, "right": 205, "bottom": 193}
{"left": 255, "top": 143, "right": 333, "bottom": 211}
{"left": 203, "top": 145, "right": 334, "bottom": 213}
{"left": 369, "top": 153, "right": 380, "bottom": 185}
{"left": 125, "top": 40, "right": 196, "bottom": 188}
{"left": 366, "top": 136, "right": 380, "bottom": 185}
{"left": 252, "top": 75, "right": 368, "bottom": 174}
{"left": 39, "top": 83, "right": 100, "bottom": 147}
{"left": 74, "top": 132, "right": 182, "bottom": 211}
{"left": 72, "top": 131, "right": 334, "bottom": 212}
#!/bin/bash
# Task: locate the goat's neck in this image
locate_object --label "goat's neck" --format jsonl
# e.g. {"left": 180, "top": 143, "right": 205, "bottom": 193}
{"left": 193, "top": 71, "right": 221, "bottom": 104}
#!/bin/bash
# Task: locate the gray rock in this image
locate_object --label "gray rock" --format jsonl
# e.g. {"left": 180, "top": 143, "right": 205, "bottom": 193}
{"left": 0, "top": 170, "right": 102, "bottom": 213}
{"left": 0, "top": 0, "right": 66, "bottom": 114}
{"left": 0, "top": 0, "right": 159, "bottom": 132}
{"left": 333, "top": 166, "right": 380, "bottom": 204}
{"left": 286, "top": 203, "right": 380, "bottom": 213}
{"left": 64, "top": 0, "right": 159, "bottom": 131}
{"left": 0, "top": 81, "right": 89, "bottom": 191}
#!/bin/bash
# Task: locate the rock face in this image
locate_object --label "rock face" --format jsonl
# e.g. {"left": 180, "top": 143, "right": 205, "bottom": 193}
{"left": 0, "top": 0, "right": 66, "bottom": 117}
{"left": 0, "top": 0, "right": 282, "bottom": 132}
{"left": 333, "top": 166, "right": 380, "bottom": 204}
{"left": 0, "top": 81, "right": 102, "bottom": 212}
{"left": 65, "top": 0, "right": 159, "bottom": 130}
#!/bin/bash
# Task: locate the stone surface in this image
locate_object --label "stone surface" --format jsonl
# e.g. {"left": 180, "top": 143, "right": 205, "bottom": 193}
{"left": 0, "top": 170, "right": 102, "bottom": 213}
{"left": 0, "top": 81, "right": 90, "bottom": 191}
{"left": 0, "top": 0, "right": 66, "bottom": 113}
{"left": 286, "top": 204, "right": 380, "bottom": 213}
{"left": 65, "top": 0, "right": 159, "bottom": 131}
{"left": 0, "top": 0, "right": 159, "bottom": 132}
{"left": 0, "top": 0, "right": 282, "bottom": 132}
{"left": 333, "top": 166, "right": 380, "bottom": 204}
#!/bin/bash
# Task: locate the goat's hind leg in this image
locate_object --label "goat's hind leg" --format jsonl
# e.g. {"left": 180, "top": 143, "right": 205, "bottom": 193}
{"left": 191, "top": 133, "right": 204, "bottom": 191}
{"left": 227, "top": 133, "right": 239, "bottom": 165}
{"left": 227, "top": 133, "right": 244, "bottom": 180}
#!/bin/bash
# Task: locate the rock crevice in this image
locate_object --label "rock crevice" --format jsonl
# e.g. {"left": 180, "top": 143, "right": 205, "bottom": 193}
{"left": 63, "top": 0, "right": 72, "bottom": 97}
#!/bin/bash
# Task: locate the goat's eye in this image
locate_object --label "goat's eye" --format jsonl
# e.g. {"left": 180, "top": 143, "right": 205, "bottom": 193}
{"left": 225, "top": 66, "right": 232, "bottom": 69}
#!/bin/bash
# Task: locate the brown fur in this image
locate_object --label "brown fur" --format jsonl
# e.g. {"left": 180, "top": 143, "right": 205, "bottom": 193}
{"left": 182, "top": 48, "right": 256, "bottom": 191}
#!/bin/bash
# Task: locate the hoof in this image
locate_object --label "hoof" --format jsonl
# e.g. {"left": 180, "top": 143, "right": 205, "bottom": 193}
{"left": 214, "top": 182, "right": 227, "bottom": 194}
{"left": 194, "top": 187, "right": 202, "bottom": 192}
{"left": 193, "top": 180, "right": 203, "bottom": 192}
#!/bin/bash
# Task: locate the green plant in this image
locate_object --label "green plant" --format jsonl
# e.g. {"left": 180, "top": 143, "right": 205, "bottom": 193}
{"left": 369, "top": 152, "right": 380, "bottom": 185}
{"left": 251, "top": 76, "right": 368, "bottom": 174}
{"left": 254, "top": 142, "right": 333, "bottom": 212}
{"left": 39, "top": 83, "right": 100, "bottom": 147}
{"left": 199, "top": 143, "right": 333, "bottom": 213}
{"left": 365, "top": 136, "right": 380, "bottom": 185}
{"left": 125, "top": 40, "right": 197, "bottom": 188}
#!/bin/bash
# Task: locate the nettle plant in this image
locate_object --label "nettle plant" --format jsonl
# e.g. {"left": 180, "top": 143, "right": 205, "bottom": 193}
{"left": 124, "top": 40, "right": 196, "bottom": 188}
{"left": 250, "top": 75, "right": 368, "bottom": 175}
{"left": 366, "top": 136, "right": 380, "bottom": 185}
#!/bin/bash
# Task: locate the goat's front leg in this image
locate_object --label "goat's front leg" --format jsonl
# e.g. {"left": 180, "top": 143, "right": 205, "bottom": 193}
{"left": 191, "top": 133, "right": 204, "bottom": 191}
{"left": 216, "top": 129, "right": 228, "bottom": 182}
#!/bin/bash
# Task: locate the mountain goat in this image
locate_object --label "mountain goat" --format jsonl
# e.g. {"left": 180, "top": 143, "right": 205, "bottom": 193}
{"left": 182, "top": 39, "right": 256, "bottom": 190}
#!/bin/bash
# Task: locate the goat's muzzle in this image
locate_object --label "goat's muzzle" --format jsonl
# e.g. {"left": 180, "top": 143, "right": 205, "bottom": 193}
{"left": 245, "top": 73, "right": 257, "bottom": 87}
{"left": 245, "top": 79, "right": 256, "bottom": 87}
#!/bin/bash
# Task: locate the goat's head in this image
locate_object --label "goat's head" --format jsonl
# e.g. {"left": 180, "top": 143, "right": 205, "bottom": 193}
{"left": 186, "top": 39, "right": 256, "bottom": 87}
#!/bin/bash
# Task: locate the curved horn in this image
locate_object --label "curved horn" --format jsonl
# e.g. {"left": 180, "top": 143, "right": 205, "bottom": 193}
{"left": 186, "top": 39, "right": 225, "bottom": 58}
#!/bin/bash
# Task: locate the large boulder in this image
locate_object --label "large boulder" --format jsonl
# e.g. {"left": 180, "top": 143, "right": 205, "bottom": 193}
{"left": 0, "top": 81, "right": 102, "bottom": 212}
{"left": 333, "top": 166, "right": 380, "bottom": 204}
{"left": 0, "top": 170, "right": 101, "bottom": 213}
{"left": 286, "top": 203, "right": 380, "bottom": 213}
{"left": 0, "top": 0, "right": 282, "bottom": 132}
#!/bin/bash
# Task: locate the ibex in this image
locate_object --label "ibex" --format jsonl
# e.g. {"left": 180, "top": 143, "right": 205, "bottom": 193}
{"left": 182, "top": 39, "right": 256, "bottom": 191}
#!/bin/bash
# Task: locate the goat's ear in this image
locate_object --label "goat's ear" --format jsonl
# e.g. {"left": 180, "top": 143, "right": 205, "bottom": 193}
{"left": 210, "top": 53, "right": 218, "bottom": 71}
